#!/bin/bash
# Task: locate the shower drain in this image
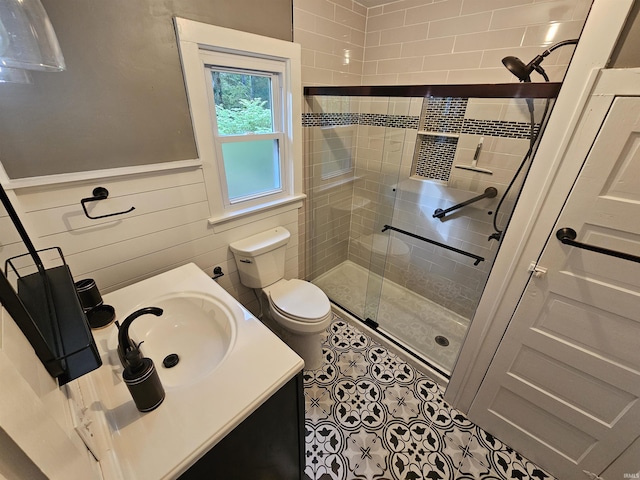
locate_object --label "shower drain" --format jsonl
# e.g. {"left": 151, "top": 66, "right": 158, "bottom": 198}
{"left": 435, "top": 335, "right": 450, "bottom": 347}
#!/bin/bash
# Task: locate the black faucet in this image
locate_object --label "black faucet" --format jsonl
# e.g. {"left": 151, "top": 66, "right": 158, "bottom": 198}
{"left": 117, "top": 307, "right": 163, "bottom": 368}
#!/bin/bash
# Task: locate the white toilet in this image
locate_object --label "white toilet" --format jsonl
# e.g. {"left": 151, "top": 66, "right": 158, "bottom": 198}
{"left": 229, "top": 227, "right": 332, "bottom": 370}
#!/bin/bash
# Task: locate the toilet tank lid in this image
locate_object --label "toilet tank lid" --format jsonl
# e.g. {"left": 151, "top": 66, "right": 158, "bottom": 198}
{"left": 229, "top": 227, "right": 291, "bottom": 256}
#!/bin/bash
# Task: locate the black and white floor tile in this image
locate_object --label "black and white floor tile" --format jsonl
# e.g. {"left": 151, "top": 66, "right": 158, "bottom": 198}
{"left": 303, "top": 316, "right": 556, "bottom": 480}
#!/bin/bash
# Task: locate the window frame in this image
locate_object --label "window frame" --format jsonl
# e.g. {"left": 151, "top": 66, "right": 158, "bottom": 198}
{"left": 174, "top": 18, "right": 304, "bottom": 225}
{"left": 202, "top": 52, "right": 286, "bottom": 207}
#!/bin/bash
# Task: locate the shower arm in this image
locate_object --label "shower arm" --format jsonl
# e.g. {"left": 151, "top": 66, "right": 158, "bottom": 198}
{"left": 526, "top": 39, "right": 579, "bottom": 76}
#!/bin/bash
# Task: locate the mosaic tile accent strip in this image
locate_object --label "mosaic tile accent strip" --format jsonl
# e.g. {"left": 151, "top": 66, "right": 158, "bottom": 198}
{"left": 302, "top": 112, "right": 418, "bottom": 129}
{"left": 421, "top": 97, "right": 468, "bottom": 133}
{"left": 303, "top": 112, "right": 360, "bottom": 127}
{"left": 462, "top": 119, "right": 540, "bottom": 140}
{"left": 358, "top": 113, "right": 419, "bottom": 129}
{"left": 414, "top": 136, "right": 457, "bottom": 182}
{"left": 302, "top": 100, "right": 540, "bottom": 139}
{"left": 303, "top": 316, "right": 557, "bottom": 480}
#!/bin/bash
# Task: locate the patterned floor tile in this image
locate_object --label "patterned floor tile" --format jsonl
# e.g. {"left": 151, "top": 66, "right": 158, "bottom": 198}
{"left": 344, "top": 428, "right": 389, "bottom": 480}
{"left": 305, "top": 383, "right": 334, "bottom": 422}
{"left": 305, "top": 421, "right": 346, "bottom": 480}
{"left": 304, "top": 316, "right": 557, "bottom": 480}
{"left": 455, "top": 453, "right": 495, "bottom": 480}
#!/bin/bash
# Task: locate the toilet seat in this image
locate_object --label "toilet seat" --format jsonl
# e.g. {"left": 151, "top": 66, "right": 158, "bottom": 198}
{"left": 267, "top": 279, "right": 331, "bottom": 321}
{"left": 270, "top": 300, "right": 331, "bottom": 324}
{"left": 265, "top": 279, "right": 332, "bottom": 334}
{"left": 268, "top": 302, "right": 332, "bottom": 334}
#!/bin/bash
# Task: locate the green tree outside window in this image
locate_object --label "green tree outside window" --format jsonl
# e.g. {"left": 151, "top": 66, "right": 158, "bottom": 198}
{"left": 212, "top": 72, "right": 273, "bottom": 135}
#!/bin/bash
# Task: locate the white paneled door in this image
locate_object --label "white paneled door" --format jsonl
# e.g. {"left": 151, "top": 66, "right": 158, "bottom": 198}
{"left": 469, "top": 96, "right": 640, "bottom": 479}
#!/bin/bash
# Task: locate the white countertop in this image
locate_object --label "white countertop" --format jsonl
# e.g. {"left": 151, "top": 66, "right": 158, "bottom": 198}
{"left": 85, "top": 263, "right": 304, "bottom": 479}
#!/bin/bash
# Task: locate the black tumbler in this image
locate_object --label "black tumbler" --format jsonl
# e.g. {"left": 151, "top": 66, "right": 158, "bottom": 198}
{"left": 74, "top": 279, "right": 103, "bottom": 313}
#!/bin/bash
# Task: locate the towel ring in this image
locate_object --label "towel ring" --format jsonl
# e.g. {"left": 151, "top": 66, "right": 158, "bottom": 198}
{"left": 81, "top": 187, "right": 135, "bottom": 220}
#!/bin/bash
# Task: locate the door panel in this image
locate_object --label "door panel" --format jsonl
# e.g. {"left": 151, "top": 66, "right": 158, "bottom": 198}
{"left": 510, "top": 344, "right": 636, "bottom": 424}
{"left": 468, "top": 97, "right": 640, "bottom": 478}
{"left": 539, "top": 293, "right": 640, "bottom": 370}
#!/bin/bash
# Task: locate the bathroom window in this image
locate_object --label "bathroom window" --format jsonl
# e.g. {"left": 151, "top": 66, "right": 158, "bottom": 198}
{"left": 174, "top": 18, "right": 304, "bottom": 225}
{"left": 203, "top": 54, "right": 285, "bottom": 204}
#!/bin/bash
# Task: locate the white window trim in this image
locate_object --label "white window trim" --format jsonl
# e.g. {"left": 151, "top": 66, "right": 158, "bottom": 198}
{"left": 174, "top": 17, "right": 304, "bottom": 224}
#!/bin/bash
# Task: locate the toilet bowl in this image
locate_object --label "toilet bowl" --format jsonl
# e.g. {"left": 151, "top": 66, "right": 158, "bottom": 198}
{"left": 262, "top": 279, "right": 332, "bottom": 370}
{"left": 229, "top": 227, "right": 332, "bottom": 370}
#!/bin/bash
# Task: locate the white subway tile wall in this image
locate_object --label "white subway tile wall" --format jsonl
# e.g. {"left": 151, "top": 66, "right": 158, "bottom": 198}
{"left": 294, "top": 0, "right": 367, "bottom": 87}
{"left": 294, "top": 0, "right": 590, "bottom": 87}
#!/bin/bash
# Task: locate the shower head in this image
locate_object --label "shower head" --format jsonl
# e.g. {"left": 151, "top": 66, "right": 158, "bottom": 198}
{"left": 502, "top": 56, "right": 532, "bottom": 82}
{"left": 501, "top": 38, "right": 579, "bottom": 82}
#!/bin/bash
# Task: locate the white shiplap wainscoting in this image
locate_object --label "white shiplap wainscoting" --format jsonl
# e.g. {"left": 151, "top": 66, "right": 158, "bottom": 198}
{"left": 8, "top": 166, "right": 300, "bottom": 316}
{"left": 0, "top": 207, "right": 25, "bottom": 264}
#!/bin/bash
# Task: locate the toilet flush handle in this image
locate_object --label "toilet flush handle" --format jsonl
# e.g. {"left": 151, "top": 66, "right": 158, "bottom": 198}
{"left": 239, "top": 259, "right": 252, "bottom": 263}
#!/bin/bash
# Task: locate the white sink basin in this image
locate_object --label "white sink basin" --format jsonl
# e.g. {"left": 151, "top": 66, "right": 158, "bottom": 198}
{"left": 89, "top": 263, "right": 304, "bottom": 480}
{"left": 111, "top": 293, "right": 236, "bottom": 388}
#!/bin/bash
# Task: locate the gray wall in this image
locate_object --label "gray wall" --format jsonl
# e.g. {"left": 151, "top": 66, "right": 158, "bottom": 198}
{"left": 609, "top": 1, "right": 640, "bottom": 68}
{"left": 0, "top": 0, "right": 292, "bottom": 179}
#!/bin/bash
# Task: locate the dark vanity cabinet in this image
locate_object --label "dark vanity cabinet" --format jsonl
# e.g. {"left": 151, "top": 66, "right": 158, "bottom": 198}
{"left": 180, "top": 371, "right": 305, "bottom": 479}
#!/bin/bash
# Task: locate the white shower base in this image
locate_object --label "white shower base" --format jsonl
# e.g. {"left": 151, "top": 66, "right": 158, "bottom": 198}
{"left": 313, "top": 260, "right": 470, "bottom": 374}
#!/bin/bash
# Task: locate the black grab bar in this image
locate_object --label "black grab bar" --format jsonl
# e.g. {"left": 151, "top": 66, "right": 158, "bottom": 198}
{"left": 433, "top": 187, "right": 498, "bottom": 219}
{"left": 556, "top": 227, "right": 640, "bottom": 264}
{"left": 382, "top": 225, "right": 484, "bottom": 266}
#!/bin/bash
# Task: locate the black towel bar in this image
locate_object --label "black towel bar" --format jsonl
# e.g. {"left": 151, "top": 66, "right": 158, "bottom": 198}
{"left": 382, "top": 225, "right": 484, "bottom": 266}
{"left": 556, "top": 227, "right": 640, "bottom": 264}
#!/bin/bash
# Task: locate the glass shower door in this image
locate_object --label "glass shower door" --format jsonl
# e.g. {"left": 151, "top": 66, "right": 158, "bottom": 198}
{"left": 305, "top": 94, "right": 406, "bottom": 323}
{"left": 306, "top": 94, "right": 364, "bottom": 317}
{"left": 357, "top": 97, "right": 413, "bottom": 327}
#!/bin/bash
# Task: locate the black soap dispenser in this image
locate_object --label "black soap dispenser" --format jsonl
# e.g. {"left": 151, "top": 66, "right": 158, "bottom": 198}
{"left": 122, "top": 344, "right": 165, "bottom": 412}
{"left": 117, "top": 307, "right": 165, "bottom": 412}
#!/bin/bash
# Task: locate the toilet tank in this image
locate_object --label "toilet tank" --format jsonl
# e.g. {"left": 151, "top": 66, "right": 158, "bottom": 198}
{"left": 229, "top": 227, "right": 291, "bottom": 289}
